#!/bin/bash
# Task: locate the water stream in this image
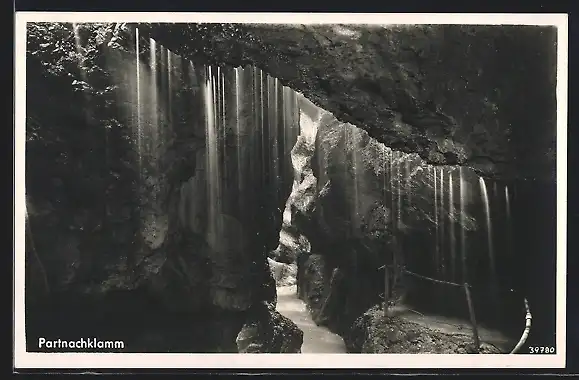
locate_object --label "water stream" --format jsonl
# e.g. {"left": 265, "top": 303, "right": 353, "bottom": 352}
{"left": 276, "top": 286, "right": 347, "bottom": 353}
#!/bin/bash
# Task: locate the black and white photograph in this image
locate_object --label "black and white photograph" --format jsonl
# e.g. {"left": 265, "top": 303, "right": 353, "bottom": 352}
{"left": 14, "top": 12, "right": 567, "bottom": 369}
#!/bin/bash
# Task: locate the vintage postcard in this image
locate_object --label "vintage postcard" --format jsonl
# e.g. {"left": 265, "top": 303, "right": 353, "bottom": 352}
{"left": 13, "top": 12, "right": 567, "bottom": 370}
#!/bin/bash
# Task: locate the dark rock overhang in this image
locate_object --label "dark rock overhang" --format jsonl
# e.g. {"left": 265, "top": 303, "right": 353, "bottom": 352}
{"left": 130, "top": 22, "right": 557, "bottom": 181}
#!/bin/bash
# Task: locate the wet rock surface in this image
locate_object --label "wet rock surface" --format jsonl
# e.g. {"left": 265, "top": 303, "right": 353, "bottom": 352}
{"left": 345, "top": 305, "right": 504, "bottom": 354}
{"left": 25, "top": 23, "right": 299, "bottom": 353}
{"left": 24, "top": 22, "right": 557, "bottom": 355}
{"left": 286, "top": 96, "right": 555, "bottom": 352}
{"left": 236, "top": 302, "right": 303, "bottom": 353}
{"left": 140, "top": 23, "right": 557, "bottom": 180}
{"left": 268, "top": 258, "right": 297, "bottom": 287}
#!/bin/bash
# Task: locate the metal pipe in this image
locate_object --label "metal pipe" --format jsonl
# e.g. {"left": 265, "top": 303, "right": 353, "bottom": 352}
{"left": 510, "top": 298, "right": 532, "bottom": 354}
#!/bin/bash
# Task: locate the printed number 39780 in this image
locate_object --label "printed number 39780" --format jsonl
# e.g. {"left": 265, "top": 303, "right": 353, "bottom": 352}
{"left": 529, "top": 346, "right": 556, "bottom": 354}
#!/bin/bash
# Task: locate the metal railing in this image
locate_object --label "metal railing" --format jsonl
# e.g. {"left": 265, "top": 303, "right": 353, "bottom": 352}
{"left": 378, "top": 263, "right": 531, "bottom": 354}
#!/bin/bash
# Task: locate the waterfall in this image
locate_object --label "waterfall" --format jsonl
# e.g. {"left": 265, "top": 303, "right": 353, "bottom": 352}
{"left": 251, "top": 66, "right": 259, "bottom": 223}
{"left": 135, "top": 28, "right": 142, "bottom": 171}
{"left": 204, "top": 66, "right": 222, "bottom": 251}
{"left": 185, "top": 64, "right": 300, "bottom": 251}
{"left": 393, "top": 151, "right": 401, "bottom": 292}
{"left": 149, "top": 38, "right": 159, "bottom": 205}
{"left": 449, "top": 172, "right": 456, "bottom": 280}
{"left": 396, "top": 153, "right": 402, "bottom": 227}
{"left": 221, "top": 67, "right": 227, "bottom": 195}
{"left": 439, "top": 168, "right": 445, "bottom": 275}
{"left": 71, "top": 23, "right": 91, "bottom": 119}
{"left": 167, "top": 48, "right": 172, "bottom": 126}
{"left": 72, "top": 24, "right": 86, "bottom": 80}
{"left": 260, "top": 70, "right": 266, "bottom": 190}
{"left": 459, "top": 167, "right": 467, "bottom": 283}
{"left": 434, "top": 167, "right": 439, "bottom": 273}
{"left": 390, "top": 151, "right": 395, "bottom": 228}
{"left": 216, "top": 66, "right": 225, "bottom": 197}
{"left": 383, "top": 149, "right": 388, "bottom": 223}
{"left": 271, "top": 77, "right": 280, "bottom": 206}
{"left": 479, "top": 177, "right": 496, "bottom": 283}
{"left": 235, "top": 67, "right": 243, "bottom": 215}
{"left": 352, "top": 129, "right": 360, "bottom": 228}
{"left": 166, "top": 49, "right": 175, "bottom": 152}
{"left": 124, "top": 33, "right": 522, "bottom": 330}
{"left": 389, "top": 151, "right": 394, "bottom": 229}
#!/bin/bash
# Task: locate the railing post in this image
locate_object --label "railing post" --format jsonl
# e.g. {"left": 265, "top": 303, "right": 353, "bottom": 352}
{"left": 463, "top": 282, "right": 481, "bottom": 353}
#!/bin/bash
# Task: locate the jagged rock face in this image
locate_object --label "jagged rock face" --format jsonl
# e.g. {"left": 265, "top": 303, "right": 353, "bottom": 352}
{"left": 139, "top": 23, "right": 557, "bottom": 180}
{"left": 289, "top": 98, "right": 390, "bottom": 335}
{"left": 267, "top": 96, "right": 319, "bottom": 266}
{"left": 23, "top": 22, "right": 557, "bottom": 354}
{"left": 308, "top": 115, "right": 486, "bottom": 281}
{"left": 344, "top": 305, "right": 503, "bottom": 354}
{"left": 236, "top": 302, "right": 304, "bottom": 353}
{"left": 288, "top": 97, "right": 555, "bottom": 347}
{"left": 268, "top": 258, "right": 297, "bottom": 287}
{"left": 25, "top": 23, "right": 301, "bottom": 352}
{"left": 297, "top": 253, "right": 328, "bottom": 318}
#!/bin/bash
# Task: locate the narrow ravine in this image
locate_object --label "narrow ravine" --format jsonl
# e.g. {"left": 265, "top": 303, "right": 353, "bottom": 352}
{"left": 276, "top": 285, "right": 346, "bottom": 353}
{"left": 23, "top": 21, "right": 558, "bottom": 356}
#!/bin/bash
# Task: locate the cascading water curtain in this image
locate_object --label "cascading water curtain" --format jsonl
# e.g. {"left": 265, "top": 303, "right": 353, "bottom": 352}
{"left": 200, "top": 63, "right": 298, "bottom": 246}
{"left": 130, "top": 30, "right": 178, "bottom": 251}
{"left": 449, "top": 171, "right": 456, "bottom": 280}
{"left": 141, "top": 40, "right": 300, "bottom": 246}
{"left": 375, "top": 142, "right": 517, "bottom": 330}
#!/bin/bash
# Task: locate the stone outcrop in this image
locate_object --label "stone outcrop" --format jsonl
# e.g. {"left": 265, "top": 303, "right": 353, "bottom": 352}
{"left": 287, "top": 97, "right": 556, "bottom": 352}
{"left": 268, "top": 258, "right": 297, "bottom": 287}
{"left": 236, "top": 302, "right": 303, "bottom": 353}
{"left": 25, "top": 23, "right": 301, "bottom": 353}
{"left": 138, "top": 22, "right": 557, "bottom": 180}
{"left": 24, "top": 21, "right": 557, "bottom": 355}
{"left": 345, "top": 305, "right": 503, "bottom": 354}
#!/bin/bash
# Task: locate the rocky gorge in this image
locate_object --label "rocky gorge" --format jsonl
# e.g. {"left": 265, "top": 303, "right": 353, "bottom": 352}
{"left": 23, "top": 22, "right": 558, "bottom": 354}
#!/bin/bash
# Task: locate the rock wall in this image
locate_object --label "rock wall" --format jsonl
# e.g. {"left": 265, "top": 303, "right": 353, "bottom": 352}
{"left": 288, "top": 100, "right": 556, "bottom": 352}
{"left": 344, "top": 305, "right": 502, "bottom": 354}
{"left": 23, "top": 21, "right": 558, "bottom": 354}
{"left": 141, "top": 23, "right": 557, "bottom": 180}
{"left": 25, "top": 23, "right": 302, "bottom": 353}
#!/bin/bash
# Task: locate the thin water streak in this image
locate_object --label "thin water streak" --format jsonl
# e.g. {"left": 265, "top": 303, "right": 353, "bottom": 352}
{"left": 204, "top": 65, "right": 222, "bottom": 250}
{"left": 167, "top": 48, "right": 173, "bottom": 127}
{"left": 479, "top": 177, "right": 496, "bottom": 281}
{"left": 459, "top": 167, "right": 467, "bottom": 283}
{"left": 434, "top": 166, "right": 439, "bottom": 273}
{"left": 135, "top": 28, "right": 142, "bottom": 171}
{"left": 235, "top": 67, "right": 243, "bottom": 211}
{"left": 449, "top": 171, "right": 456, "bottom": 279}
{"left": 149, "top": 38, "right": 159, "bottom": 203}
{"left": 396, "top": 153, "right": 402, "bottom": 226}
{"left": 351, "top": 128, "right": 360, "bottom": 226}
{"left": 439, "top": 167, "right": 445, "bottom": 275}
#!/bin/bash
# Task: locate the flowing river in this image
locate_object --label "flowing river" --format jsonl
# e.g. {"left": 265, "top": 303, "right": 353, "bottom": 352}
{"left": 276, "top": 285, "right": 347, "bottom": 353}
